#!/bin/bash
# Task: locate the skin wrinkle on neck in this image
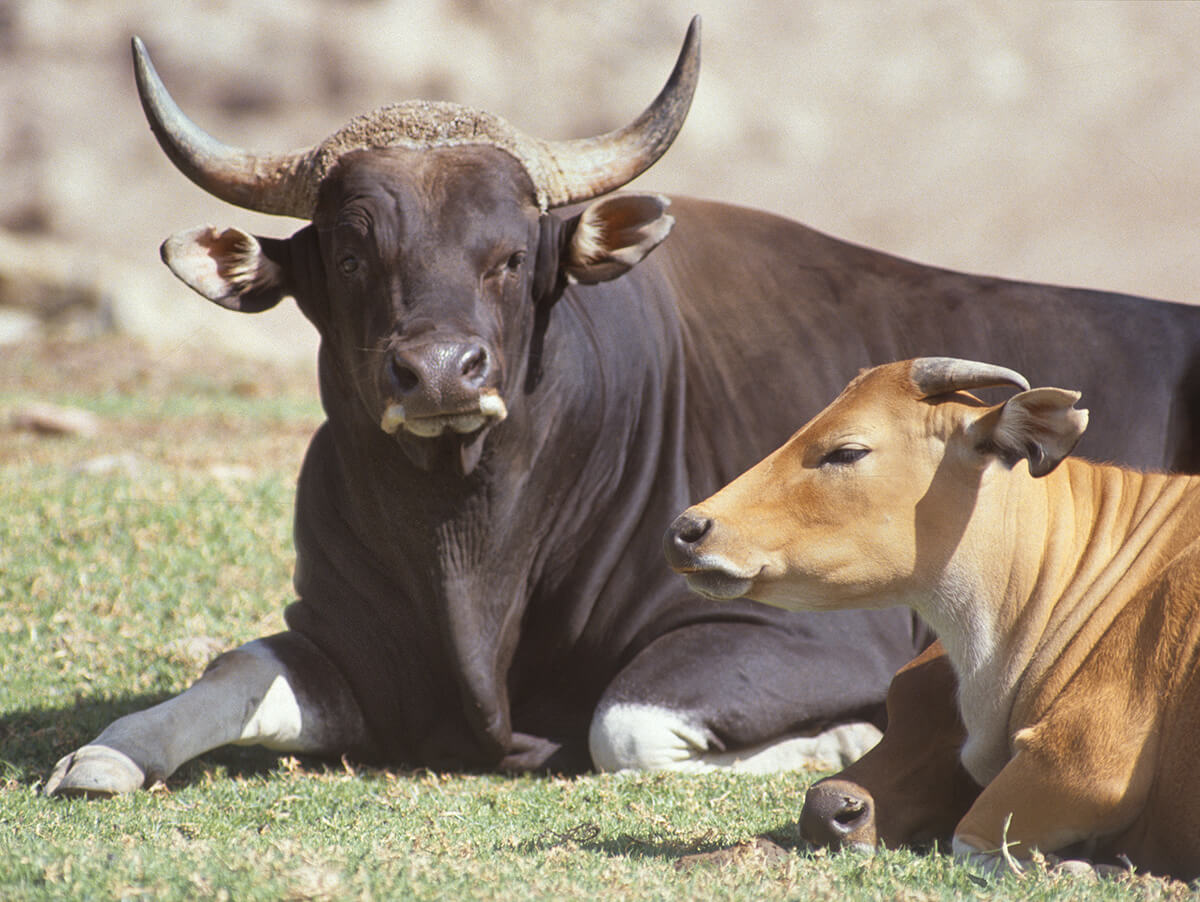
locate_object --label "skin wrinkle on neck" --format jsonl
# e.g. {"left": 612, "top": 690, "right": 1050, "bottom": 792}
{"left": 922, "top": 457, "right": 1200, "bottom": 784}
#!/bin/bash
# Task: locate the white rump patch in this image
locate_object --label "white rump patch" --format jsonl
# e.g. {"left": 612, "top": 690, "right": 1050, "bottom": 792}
{"left": 589, "top": 701, "right": 881, "bottom": 774}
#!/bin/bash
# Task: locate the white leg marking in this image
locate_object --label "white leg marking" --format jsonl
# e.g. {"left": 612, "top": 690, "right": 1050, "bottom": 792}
{"left": 589, "top": 702, "right": 882, "bottom": 773}
{"left": 237, "top": 674, "right": 304, "bottom": 748}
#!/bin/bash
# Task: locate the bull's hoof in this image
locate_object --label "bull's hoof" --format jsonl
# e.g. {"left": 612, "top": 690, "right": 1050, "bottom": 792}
{"left": 44, "top": 745, "right": 146, "bottom": 798}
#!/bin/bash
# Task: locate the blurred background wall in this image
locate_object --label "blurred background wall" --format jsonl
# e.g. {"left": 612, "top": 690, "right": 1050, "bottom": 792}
{"left": 2, "top": 0, "right": 1198, "bottom": 364}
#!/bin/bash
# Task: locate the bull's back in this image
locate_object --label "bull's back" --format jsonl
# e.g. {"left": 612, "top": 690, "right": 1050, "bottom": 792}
{"left": 653, "top": 196, "right": 1200, "bottom": 490}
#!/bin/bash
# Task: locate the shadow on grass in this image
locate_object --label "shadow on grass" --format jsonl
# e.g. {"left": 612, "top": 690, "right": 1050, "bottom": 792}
{"left": 519, "top": 821, "right": 806, "bottom": 862}
{"left": 0, "top": 694, "right": 287, "bottom": 790}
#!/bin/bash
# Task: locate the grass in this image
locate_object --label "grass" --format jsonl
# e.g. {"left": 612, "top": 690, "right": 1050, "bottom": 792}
{"left": 2, "top": 337, "right": 1195, "bottom": 900}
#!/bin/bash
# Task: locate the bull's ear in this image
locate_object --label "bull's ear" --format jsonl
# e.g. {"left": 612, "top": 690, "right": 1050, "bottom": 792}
{"left": 563, "top": 193, "right": 674, "bottom": 284}
{"left": 970, "top": 388, "right": 1089, "bottom": 477}
{"left": 160, "top": 226, "right": 289, "bottom": 313}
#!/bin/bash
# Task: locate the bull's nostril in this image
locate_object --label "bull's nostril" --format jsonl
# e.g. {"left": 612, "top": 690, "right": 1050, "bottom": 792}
{"left": 460, "top": 345, "right": 489, "bottom": 384}
{"left": 391, "top": 357, "right": 420, "bottom": 394}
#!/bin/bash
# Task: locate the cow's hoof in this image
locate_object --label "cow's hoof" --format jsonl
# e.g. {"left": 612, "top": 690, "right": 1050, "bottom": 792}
{"left": 1051, "top": 859, "right": 1100, "bottom": 882}
{"left": 44, "top": 745, "right": 146, "bottom": 798}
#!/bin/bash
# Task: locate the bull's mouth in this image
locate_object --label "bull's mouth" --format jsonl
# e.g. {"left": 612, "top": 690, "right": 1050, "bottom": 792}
{"left": 379, "top": 389, "right": 508, "bottom": 439}
{"left": 378, "top": 389, "right": 508, "bottom": 476}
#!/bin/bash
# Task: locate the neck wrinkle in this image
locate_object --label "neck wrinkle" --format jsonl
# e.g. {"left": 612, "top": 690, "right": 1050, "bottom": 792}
{"left": 1011, "top": 462, "right": 1199, "bottom": 729}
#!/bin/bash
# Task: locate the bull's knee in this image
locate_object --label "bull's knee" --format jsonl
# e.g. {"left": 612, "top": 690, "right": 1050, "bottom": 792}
{"left": 589, "top": 702, "right": 881, "bottom": 774}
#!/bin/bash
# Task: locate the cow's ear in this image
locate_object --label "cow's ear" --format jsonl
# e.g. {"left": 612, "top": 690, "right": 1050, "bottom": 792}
{"left": 160, "top": 226, "right": 290, "bottom": 313}
{"left": 970, "top": 388, "right": 1089, "bottom": 477}
{"left": 563, "top": 193, "right": 674, "bottom": 284}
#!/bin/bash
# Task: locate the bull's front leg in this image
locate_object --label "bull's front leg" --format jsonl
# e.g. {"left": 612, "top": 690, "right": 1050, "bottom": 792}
{"left": 588, "top": 609, "right": 925, "bottom": 774}
{"left": 45, "top": 631, "right": 372, "bottom": 797}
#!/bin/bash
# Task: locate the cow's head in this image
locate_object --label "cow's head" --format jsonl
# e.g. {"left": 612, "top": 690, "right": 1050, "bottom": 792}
{"left": 133, "top": 20, "right": 699, "bottom": 475}
{"left": 664, "top": 357, "right": 1088, "bottom": 610}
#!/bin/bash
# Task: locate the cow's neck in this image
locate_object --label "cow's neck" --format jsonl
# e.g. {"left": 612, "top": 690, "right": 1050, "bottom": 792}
{"left": 920, "top": 459, "right": 1200, "bottom": 785}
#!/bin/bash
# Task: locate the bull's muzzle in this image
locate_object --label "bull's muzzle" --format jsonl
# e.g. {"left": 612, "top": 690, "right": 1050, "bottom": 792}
{"left": 379, "top": 339, "right": 507, "bottom": 438}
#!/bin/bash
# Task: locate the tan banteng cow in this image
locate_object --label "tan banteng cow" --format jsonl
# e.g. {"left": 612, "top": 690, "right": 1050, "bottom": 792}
{"left": 664, "top": 357, "right": 1200, "bottom": 878}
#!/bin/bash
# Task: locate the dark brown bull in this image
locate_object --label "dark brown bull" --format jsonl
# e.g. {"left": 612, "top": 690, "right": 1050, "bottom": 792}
{"left": 45, "top": 20, "right": 1200, "bottom": 798}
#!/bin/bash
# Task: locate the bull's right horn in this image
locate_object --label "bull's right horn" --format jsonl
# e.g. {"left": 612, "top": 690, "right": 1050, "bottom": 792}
{"left": 910, "top": 357, "right": 1031, "bottom": 398}
{"left": 131, "top": 37, "right": 319, "bottom": 219}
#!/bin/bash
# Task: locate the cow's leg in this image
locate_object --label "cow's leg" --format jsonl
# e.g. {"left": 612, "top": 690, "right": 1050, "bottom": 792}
{"left": 589, "top": 609, "right": 925, "bottom": 774}
{"left": 45, "top": 631, "right": 371, "bottom": 797}
{"left": 800, "top": 641, "right": 979, "bottom": 851}
{"left": 952, "top": 736, "right": 1150, "bottom": 874}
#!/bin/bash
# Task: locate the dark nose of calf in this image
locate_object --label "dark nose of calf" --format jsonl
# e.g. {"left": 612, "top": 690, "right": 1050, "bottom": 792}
{"left": 799, "top": 779, "right": 877, "bottom": 850}
{"left": 663, "top": 512, "right": 714, "bottom": 570}
{"left": 389, "top": 341, "right": 491, "bottom": 402}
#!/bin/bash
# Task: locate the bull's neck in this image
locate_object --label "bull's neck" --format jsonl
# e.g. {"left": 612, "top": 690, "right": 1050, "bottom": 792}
{"left": 920, "top": 458, "right": 1199, "bottom": 784}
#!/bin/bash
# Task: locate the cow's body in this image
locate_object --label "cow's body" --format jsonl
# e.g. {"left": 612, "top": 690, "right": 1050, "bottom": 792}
{"left": 668, "top": 358, "right": 1200, "bottom": 878}
{"left": 44, "top": 27, "right": 1200, "bottom": 798}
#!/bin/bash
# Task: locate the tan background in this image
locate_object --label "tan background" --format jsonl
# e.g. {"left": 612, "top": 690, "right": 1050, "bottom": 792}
{"left": 3, "top": 0, "right": 1198, "bottom": 365}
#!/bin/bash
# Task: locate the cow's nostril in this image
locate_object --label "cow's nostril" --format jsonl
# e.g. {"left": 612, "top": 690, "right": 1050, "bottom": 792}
{"left": 833, "top": 796, "right": 868, "bottom": 828}
{"left": 800, "top": 781, "right": 876, "bottom": 849}
{"left": 675, "top": 514, "right": 713, "bottom": 546}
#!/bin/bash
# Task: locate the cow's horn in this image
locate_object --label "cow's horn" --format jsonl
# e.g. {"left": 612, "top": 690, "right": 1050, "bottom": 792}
{"left": 910, "top": 357, "right": 1031, "bottom": 398}
{"left": 533, "top": 16, "right": 701, "bottom": 208}
{"left": 131, "top": 37, "right": 319, "bottom": 218}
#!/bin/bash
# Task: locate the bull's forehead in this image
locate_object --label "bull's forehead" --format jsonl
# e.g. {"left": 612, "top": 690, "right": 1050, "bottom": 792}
{"left": 315, "top": 145, "right": 540, "bottom": 246}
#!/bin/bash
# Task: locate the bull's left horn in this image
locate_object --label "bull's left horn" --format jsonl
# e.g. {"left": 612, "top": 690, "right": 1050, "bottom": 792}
{"left": 131, "top": 37, "right": 318, "bottom": 218}
{"left": 910, "top": 357, "right": 1031, "bottom": 398}
{"left": 534, "top": 16, "right": 701, "bottom": 208}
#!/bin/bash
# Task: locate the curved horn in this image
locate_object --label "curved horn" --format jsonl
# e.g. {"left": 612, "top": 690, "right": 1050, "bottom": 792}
{"left": 534, "top": 16, "right": 700, "bottom": 207}
{"left": 131, "top": 36, "right": 318, "bottom": 218}
{"left": 133, "top": 18, "right": 699, "bottom": 217}
{"left": 910, "top": 357, "right": 1031, "bottom": 398}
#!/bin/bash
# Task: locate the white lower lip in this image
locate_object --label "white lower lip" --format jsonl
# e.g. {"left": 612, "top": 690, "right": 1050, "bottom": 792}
{"left": 379, "top": 391, "right": 507, "bottom": 438}
{"left": 404, "top": 413, "right": 487, "bottom": 438}
{"left": 684, "top": 572, "right": 754, "bottom": 601}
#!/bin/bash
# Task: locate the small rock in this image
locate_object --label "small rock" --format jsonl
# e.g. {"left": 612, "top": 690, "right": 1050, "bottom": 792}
{"left": 207, "top": 463, "right": 254, "bottom": 481}
{"left": 10, "top": 402, "right": 99, "bottom": 437}
{"left": 0, "top": 308, "right": 39, "bottom": 346}
{"left": 73, "top": 452, "right": 143, "bottom": 476}
{"left": 1053, "top": 859, "right": 1099, "bottom": 881}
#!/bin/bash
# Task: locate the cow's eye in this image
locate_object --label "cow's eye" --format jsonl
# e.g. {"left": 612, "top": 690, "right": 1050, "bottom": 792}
{"left": 338, "top": 254, "right": 360, "bottom": 276}
{"left": 506, "top": 250, "right": 527, "bottom": 272}
{"left": 821, "top": 445, "right": 870, "bottom": 467}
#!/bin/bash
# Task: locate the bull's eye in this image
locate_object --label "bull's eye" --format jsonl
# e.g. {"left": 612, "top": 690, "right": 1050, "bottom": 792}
{"left": 821, "top": 446, "right": 870, "bottom": 467}
{"left": 338, "top": 254, "right": 360, "bottom": 276}
{"left": 506, "top": 250, "right": 527, "bottom": 272}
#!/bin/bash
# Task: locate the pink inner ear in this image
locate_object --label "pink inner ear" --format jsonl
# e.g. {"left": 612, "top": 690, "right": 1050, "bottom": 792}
{"left": 162, "top": 226, "right": 260, "bottom": 302}
{"left": 594, "top": 195, "right": 670, "bottom": 242}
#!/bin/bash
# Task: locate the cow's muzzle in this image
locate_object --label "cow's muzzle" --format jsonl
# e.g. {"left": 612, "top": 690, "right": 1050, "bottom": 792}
{"left": 664, "top": 511, "right": 756, "bottom": 600}
{"left": 379, "top": 340, "right": 507, "bottom": 438}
